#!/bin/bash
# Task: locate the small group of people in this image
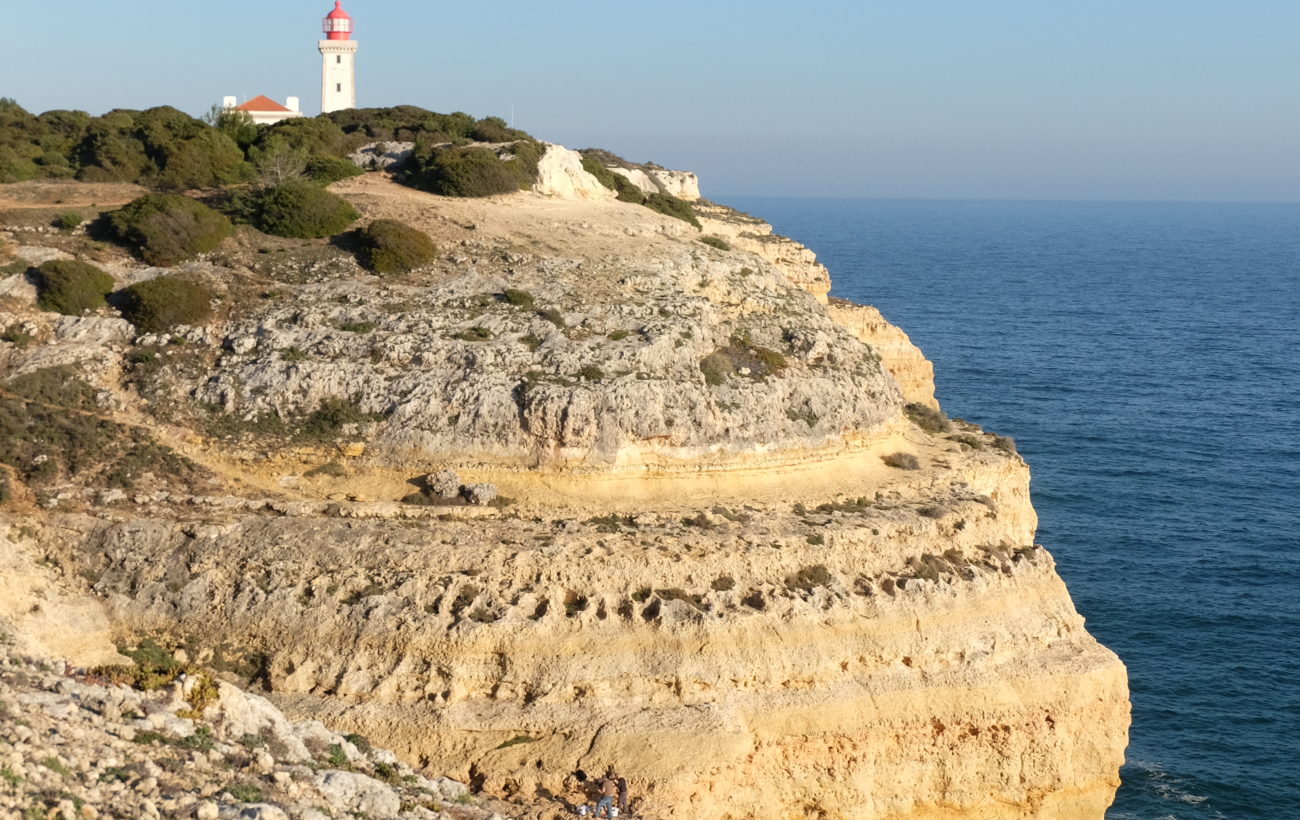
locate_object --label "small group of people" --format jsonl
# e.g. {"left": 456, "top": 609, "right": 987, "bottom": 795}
{"left": 574, "top": 768, "right": 629, "bottom": 818}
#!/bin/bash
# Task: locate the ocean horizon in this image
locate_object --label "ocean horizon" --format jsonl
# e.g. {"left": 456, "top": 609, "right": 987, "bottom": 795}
{"left": 725, "top": 195, "right": 1300, "bottom": 819}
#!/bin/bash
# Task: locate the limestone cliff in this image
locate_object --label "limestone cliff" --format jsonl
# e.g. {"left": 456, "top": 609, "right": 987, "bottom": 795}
{"left": 0, "top": 164, "right": 1128, "bottom": 819}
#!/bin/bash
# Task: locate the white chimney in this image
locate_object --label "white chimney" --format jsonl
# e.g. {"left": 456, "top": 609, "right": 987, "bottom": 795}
{"left": 286, "top": 96, "right": 301, "bottom": 113}
{"left": 222, "top": 96, "right": 237, "bottom": 110}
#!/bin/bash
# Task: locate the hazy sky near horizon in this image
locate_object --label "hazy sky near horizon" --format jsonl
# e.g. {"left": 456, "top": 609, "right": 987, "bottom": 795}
{"left": 5, "top": 0, "right": 1298, "bottom": 201}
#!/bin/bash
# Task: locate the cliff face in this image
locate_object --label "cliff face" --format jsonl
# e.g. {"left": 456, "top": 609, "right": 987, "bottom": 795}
{"left": 0, "top": 168, "right": 1128, "bottom": 819}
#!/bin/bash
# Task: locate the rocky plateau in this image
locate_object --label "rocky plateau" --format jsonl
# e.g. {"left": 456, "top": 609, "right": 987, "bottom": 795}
{"left": 0, "top": 148, "right": 1128, "bottom": 819}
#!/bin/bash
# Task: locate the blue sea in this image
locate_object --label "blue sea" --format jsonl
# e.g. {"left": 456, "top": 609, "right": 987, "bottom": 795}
{"left": 725, "top": 197, "right": 1300, "bottom": 819}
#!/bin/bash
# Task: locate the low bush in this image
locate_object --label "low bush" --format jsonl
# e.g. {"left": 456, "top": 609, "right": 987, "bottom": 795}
{"left": 55, "top": 211, "right": 83, "bottom": 231}
{"left": 107, "top": 195, "right": 233, "bottom": 266}
{"left": 580, "top": 154, "right": 618, "bottom": 189}
{"left": 406, "top": 140, "right": 543, "bottom": 197}
{"left": 33, "top": 260, "right": 114, "bottom": 315}
{"left": 299, "top": 397, "right": 378, "bottom": 441}
{"left": 252, "top": 180, "right": 359, "bottom": 238}
{"left": 905, "top": 402, "right": 950, "bottom": 433}
{"left": 116, "top": 276, "right": 214, "bottom": 332}
{"left": 305, "top": 155, "right": 364, "bottom": 185}
{"left": 882, "top": 452, "right": 921, "bottom": 470}
{"left": 699, "top": 235, "right": 730, "bottom": 251}
{"left": 612, "top": 174, "right": 645, "bottom": 203}
{"left": 356, "top": 219, "right": 436, "bottom": 274}
{"left": 501, "top": 288, "right": 534, "bottom": 309}
{"left": 645, "top": 192, "right": 700, "bottom": 229}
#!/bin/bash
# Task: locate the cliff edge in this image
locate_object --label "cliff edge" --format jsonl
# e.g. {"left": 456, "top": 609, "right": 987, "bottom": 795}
{"left": 0, "top": 155, "right": 1128, "bottom": 819}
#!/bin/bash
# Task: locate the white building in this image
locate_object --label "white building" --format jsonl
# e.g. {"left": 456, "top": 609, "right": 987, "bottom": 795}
{"left": 319, "top": 1, "right": 357, "bottom": 114}
{"left": 221, "top": 95, "right": 304, "bottom": 126}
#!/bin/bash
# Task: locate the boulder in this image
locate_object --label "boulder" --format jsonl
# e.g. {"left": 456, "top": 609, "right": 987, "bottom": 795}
{"left": 312, "top": 770, "right": 401, "bottom": 818}
{"left": 461, "top": 483, "right": 497, "bottom": 506}
{"left": 425, "top": 470, "right": 461, "bottom": 499}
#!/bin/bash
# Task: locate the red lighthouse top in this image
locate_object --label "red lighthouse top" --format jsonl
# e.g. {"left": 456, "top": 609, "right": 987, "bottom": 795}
{"left": 322, "top": 1, "right": 353, "bottom": 40}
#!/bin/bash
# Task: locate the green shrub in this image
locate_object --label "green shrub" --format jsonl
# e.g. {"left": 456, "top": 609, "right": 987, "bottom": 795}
{"left": 699, "top": 235, "right": 730, "bottom": 251}
{"left": 305, "top": 155, "right": 364, "bottom": 185}
{"left": 108, "top": 194, "right": 233, "bottom": 266}
{"left": 645, "top": 192, "right": 700, "bottom": 229}
{"left": 612, "top": 174, "right": 645, "bottom": 204}
{"left": 55, "top": 211, "right": 83, "bottom": 231}
{"left": 357, "top": 219, "right": 436, "bottom": 274}
{"left": 253, "top": 180, "right": 359, "bottom": 238}
{"left": 116, "top": 276, "right": 214, "bottom": 332}
{"left": 1, "top": 325, "right": 33, "bottom": 347}
{"left": 580, "top": 155, "right": 618, "bottom": 189}
{"left": 33, "top": 260, "right": 114, "bottom": 315}
{"left": 408, "top": 146, "right": 518, "bottom": 197}
{"left": 406, "top": 140, "right": 543, "bottom": 198}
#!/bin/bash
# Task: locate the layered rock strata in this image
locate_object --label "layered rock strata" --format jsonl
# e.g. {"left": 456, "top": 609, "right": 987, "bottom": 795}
{"left": 0, "top": 168, "right": 1128, "bottom": 819}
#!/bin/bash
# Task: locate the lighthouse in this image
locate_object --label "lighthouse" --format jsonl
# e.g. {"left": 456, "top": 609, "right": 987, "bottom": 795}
{"left": 319, "top": 1, "right": 357, "bottom": 114}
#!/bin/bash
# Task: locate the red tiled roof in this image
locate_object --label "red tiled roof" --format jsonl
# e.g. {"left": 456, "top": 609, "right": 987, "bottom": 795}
{"left": 236, "top": 95, "right": 292, "bottom": 113}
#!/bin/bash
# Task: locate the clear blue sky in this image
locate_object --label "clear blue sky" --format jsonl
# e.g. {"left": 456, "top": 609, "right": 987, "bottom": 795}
{"left": 5, "top": 1, "right": 1298, "bottom": 201}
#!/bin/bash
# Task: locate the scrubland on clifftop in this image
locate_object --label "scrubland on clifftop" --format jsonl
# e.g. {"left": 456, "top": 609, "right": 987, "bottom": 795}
{"left": 0, "top": 105, "right": 1127, "bottom": 820}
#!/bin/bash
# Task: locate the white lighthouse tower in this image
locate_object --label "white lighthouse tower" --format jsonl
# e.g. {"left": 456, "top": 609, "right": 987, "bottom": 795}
{"left": 319, "top": 1, "right": 357, "bottom": 114}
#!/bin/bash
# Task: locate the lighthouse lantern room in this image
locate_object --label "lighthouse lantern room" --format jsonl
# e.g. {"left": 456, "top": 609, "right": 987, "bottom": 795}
{"left": 319, "top": 1, "right": 357, "bottom": 114}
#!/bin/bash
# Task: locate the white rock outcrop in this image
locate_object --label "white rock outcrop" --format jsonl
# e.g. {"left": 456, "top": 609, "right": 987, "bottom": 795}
{"left": 532, "top": 143, "right": 613, "bottom": 199}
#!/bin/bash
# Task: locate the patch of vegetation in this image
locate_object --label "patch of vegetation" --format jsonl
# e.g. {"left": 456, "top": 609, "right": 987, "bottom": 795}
{"left": 905, "top": 402, "right": 951, "bottom": 433}
{"left": 324, "top": 743, "right": 348, "bottom": 767}
{"left": 580, "top": 154, "right": 618, "bottom": 189}
{"left": 815, "top": 496, "right": 873, "bottom": 514}
{"left": 645, "top": 192, "right": 701, "bottom": 229}
{"left": 40, "top": 757, "right": 71, "bottom": 777}
{"left": 608, "top": 329, "right": 630, "bottom": 341}
{"left": 226, "top": 782, "right": 264, "bottom": 803}
{"left": 494, "top": 735, "right": 537, "bottom": 751}
{"left": 1, "top": 325, "right": 33, "bottom": 347}
{"left": 32, "top": 260, "right": 113, "bottom": 315}
{"left": 251, "top": 179, "right": 359, "bottom": 238}
{"left": 612, "top": 173, "right": 647, "bottom": 203}
{"left": 116, "top": 276, "right": 214, "bottom": 332}
{"left": 107, "top": 194, "right": 234, "bottom": 266}
{"left": 0, "top": 366, "right": 206, "bottom": 491}
{"left": 518, "top": 332, "right": 543, "bottom": 351}
{"left": 299, "top": 397, "right": 379, "bottom": 442}
{"left": 699, "top": 235, "right": 730, "bottom": 251}
{"left": 305, "top": 154, "right": 364, "bottom": 185}
{"left": 280, "top": 347, "right": 308, "bottom": 362}
{"left": 700, "top": 334, "right": 789, "bottom": 386}
{"left": 0, "top": 102, "right": 250, "bottom": 186}
{"left": 948, "top": 433, "right": 985, "bottom": 450}
{"left": 1, "top": 259, "right": 31, "bottom": 277}
{"left": 577, "top": 365, "right": 605, "bottom": 382}
{"left": 500, "top": 288, "right": 534, "bottom": 309}
{"left": 55, "top": 211, "right": 83, "bottom": 231}
{"left": 326, "top": 107, "right": 532, "bottom": 145}
{"left": 538, "top": 308, "right": 565, "bottom": 327}
{"left": 338, "top": 320, "right": 377, "bottom": 333}
{"left": 357, "top": 219, "right": 437, "bottom": 274}
{"left": 405, "top": 140, "right": 543, "bottom": 197}
{"left": 711, "top": 575, "right": 735, "bottom": 591}
{"left": 917, "top": 504, "right": 948, "bottom": 520}
{"left": 991, "top": 434, "right": 1017, "bottom": 455}
{"left": 882, "top": 452, "right": 921, "bottom": 470}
